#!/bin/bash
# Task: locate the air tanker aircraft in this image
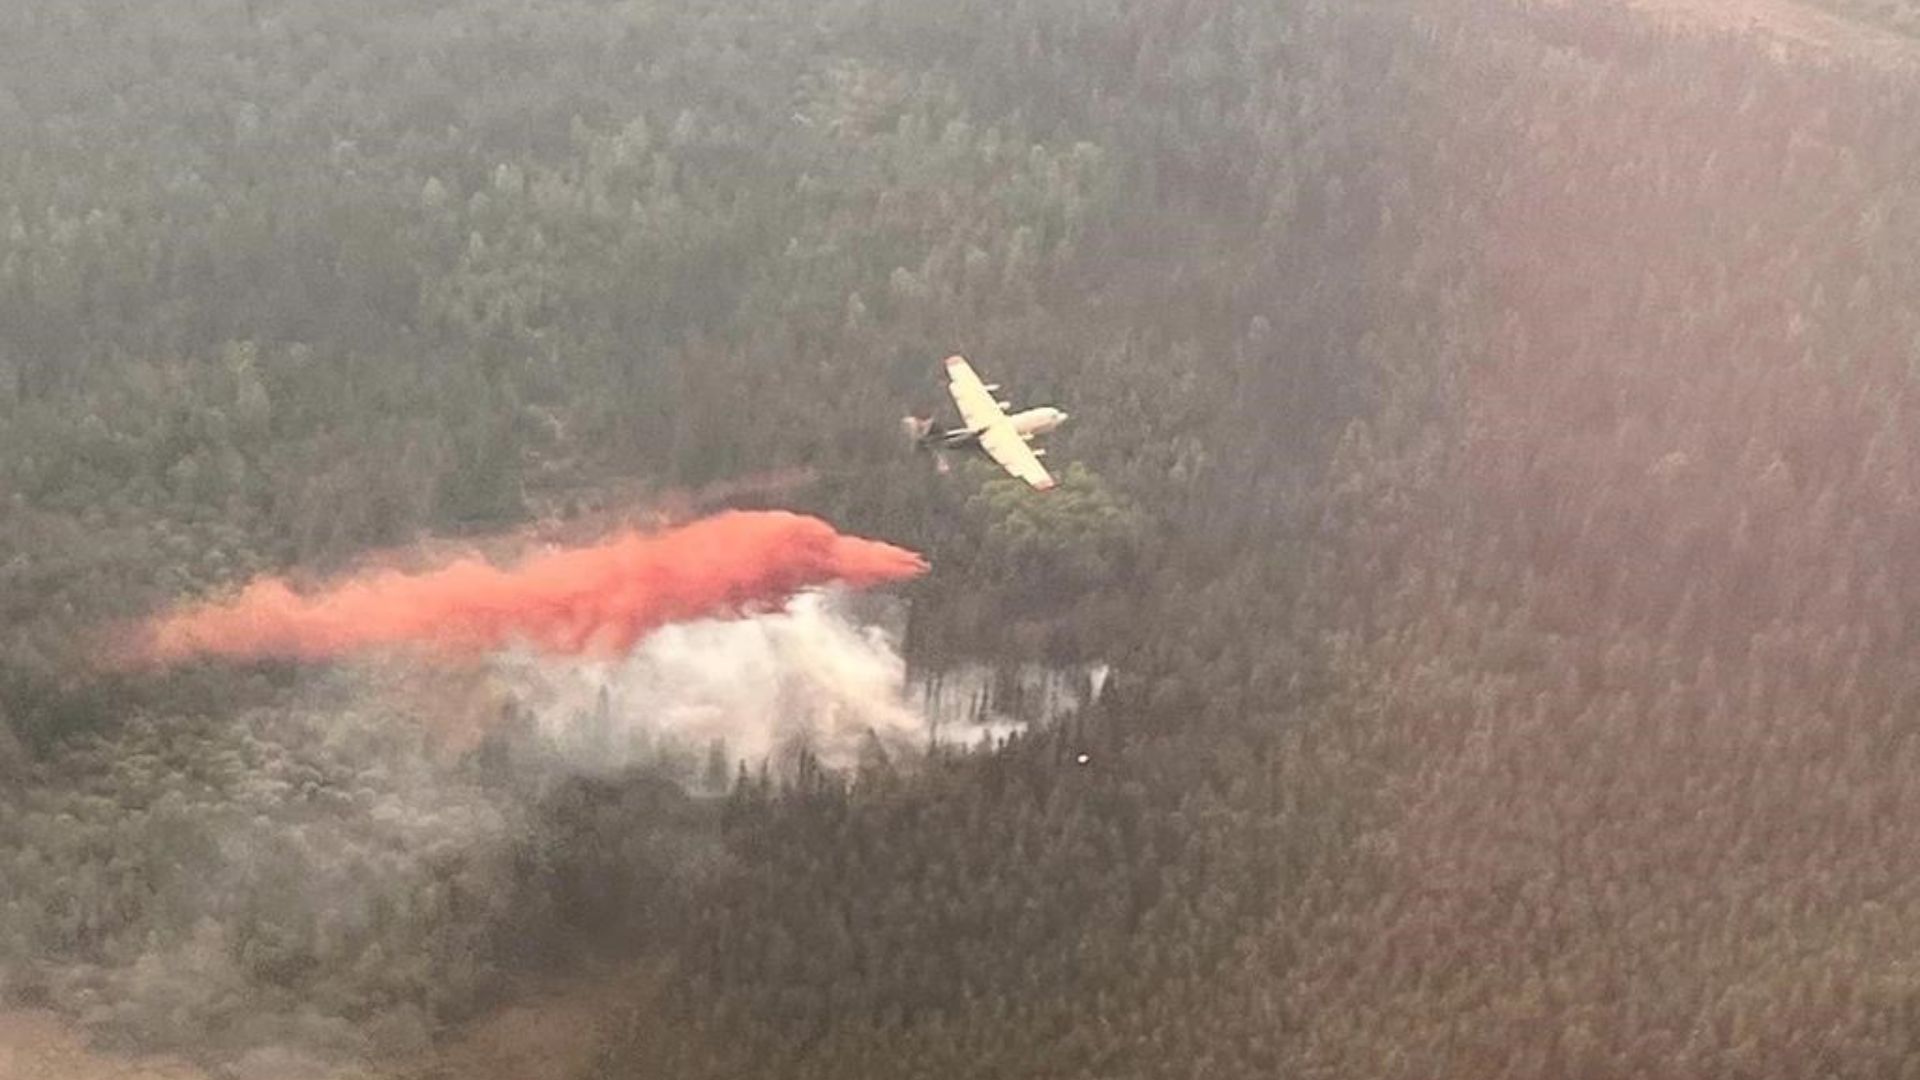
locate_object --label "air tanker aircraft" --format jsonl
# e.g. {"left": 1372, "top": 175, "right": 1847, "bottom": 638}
{"left": 903, "top": 356, "right": 1069, "bottom": 491}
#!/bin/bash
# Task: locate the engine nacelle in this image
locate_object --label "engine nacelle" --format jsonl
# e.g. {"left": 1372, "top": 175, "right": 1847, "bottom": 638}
{"left": 1032, "top": 448, "right": 1047, "bottom": 458}
{"left": 983, "top": 383, "right": 1000, "bottom": 392}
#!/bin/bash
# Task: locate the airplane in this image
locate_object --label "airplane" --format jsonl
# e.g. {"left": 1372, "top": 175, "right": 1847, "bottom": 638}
{"left": 903, "top": 356, "right": 1068, "bottom": 491}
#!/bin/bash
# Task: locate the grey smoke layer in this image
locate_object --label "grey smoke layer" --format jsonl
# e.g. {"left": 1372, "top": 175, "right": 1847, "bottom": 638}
{"left": 0, "top": 594, "right": 931, "bottom": 1071}
{"left": 0, "top": 594, "right": 1103, "bottom": 1072}
{"left": 490, "top": 591, "right": 924, "bottom": 778}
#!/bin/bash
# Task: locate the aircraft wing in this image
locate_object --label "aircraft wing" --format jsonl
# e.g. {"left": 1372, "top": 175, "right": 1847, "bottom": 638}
{"left": 978, "top": 422, "right": 1056, "bottom": 490}
{"left": 943, "top": 356, "right": 1005, "bottom": 431}
{"left": 944, "top": 355, "right": 1055, "bottom": 490}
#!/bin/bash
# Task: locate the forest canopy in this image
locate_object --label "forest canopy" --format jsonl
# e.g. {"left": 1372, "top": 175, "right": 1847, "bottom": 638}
{"left": 6, "top": 0, "right": 1920, "bottom": 1077}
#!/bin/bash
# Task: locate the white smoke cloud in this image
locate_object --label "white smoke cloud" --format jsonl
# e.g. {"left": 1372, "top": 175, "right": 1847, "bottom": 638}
{"left": 910, "top": 661, "right": 1110, "bottom": 746}
{"left": 0, "top": 587, "right": 1116, "bottom": 1075}
{"left": 487, "top": 589, "right": 922, "bottom": 777}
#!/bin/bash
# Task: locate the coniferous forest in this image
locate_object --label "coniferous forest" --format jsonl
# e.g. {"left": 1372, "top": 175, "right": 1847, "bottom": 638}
{"left": 6, "top": 0, "right": 1920, "bottom": 1076}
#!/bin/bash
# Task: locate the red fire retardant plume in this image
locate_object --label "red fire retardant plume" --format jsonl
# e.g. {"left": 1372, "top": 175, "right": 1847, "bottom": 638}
{"left": 132, "top": 511, "right": 927, "bottom": 666}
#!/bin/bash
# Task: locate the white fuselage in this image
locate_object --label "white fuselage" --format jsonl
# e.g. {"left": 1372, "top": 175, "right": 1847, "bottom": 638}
{"left": 1009, "top": 407, "right": 1069, "bottom": 437}
{"left": 918, "top": 404, "right": 1068, "bottom": 450}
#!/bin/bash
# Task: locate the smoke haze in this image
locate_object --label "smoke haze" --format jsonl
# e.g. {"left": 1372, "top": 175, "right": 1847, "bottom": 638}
{"left": 1, "top": 592, "right": 938, "bottom": 1073}
{"left": 488, "top": 590, "right": 923, "bottom": 774}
